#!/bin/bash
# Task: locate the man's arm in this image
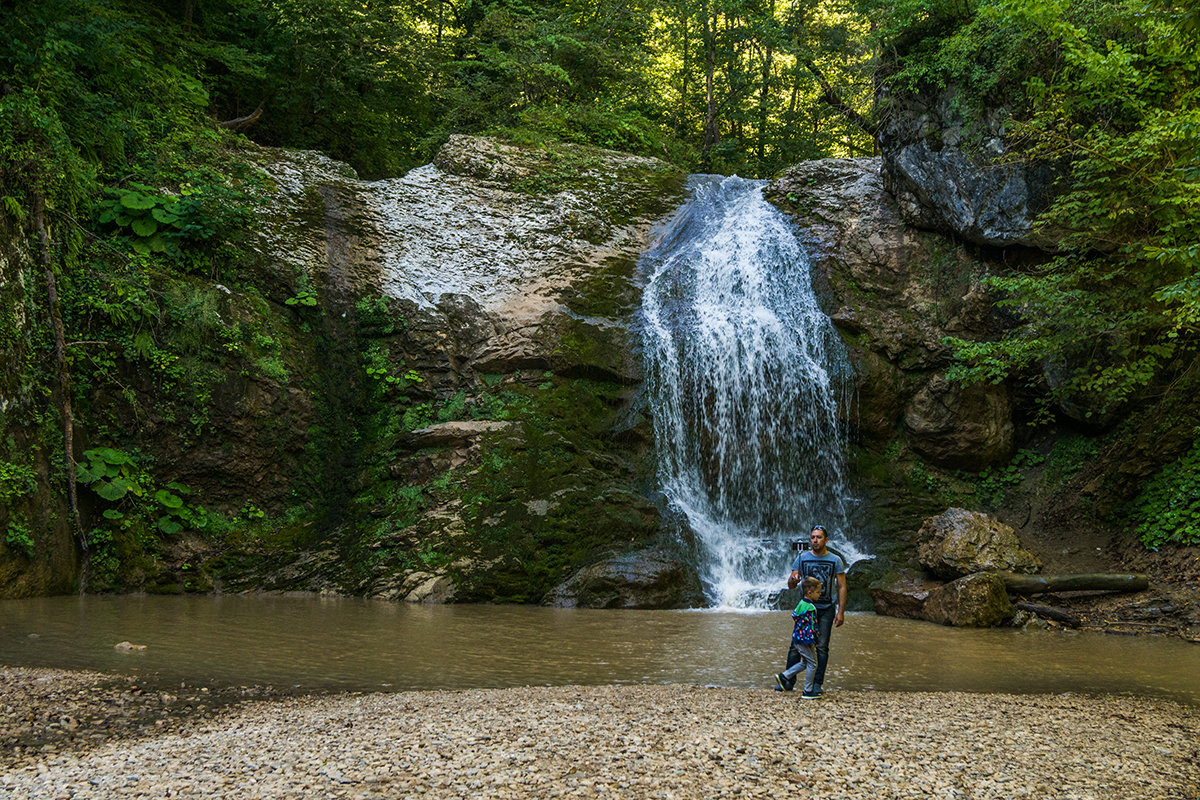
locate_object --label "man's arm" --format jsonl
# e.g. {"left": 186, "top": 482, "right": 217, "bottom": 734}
{"left": 834, "top": 572, "right": 847, "bottom": 627}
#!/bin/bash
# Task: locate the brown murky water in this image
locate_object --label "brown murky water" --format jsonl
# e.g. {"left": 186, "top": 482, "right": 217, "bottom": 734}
{"left": 1, "top": 595, "right": 1197, "bottom": 702}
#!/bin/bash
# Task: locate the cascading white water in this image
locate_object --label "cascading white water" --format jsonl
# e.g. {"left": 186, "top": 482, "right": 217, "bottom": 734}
{"left": 640, "top": 175, "right": 864, "bottom": 609}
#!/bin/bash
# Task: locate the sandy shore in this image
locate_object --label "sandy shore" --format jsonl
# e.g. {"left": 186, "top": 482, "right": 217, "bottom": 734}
{"left": 2, "top": 667, "right": 1197, "bottom": 799}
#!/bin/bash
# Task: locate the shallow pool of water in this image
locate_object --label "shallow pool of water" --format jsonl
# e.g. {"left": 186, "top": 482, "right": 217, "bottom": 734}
{"left": 1, "top": 595, "right": 1197, "bottom": 703}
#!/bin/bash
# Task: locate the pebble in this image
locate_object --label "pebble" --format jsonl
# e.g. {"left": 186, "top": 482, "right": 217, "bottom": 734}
{"left": 1, "top": 668, "right": 1197, "bottom": 798}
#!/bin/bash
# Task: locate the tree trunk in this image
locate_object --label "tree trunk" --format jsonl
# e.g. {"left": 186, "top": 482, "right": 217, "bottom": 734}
{"left": 676, "top": 1, "right": 691, "bottom": 135}
{"left": 701, "top": 0, "right": 719, "bottom": 168}
{"left": 32, "top": 193, "right": 88, "bottom": 589}
{"left": 756, "top": 3, "right": 774, "bottom": 172}
{"left": 999, "top": 573, "right": 1149, "bottom": 595}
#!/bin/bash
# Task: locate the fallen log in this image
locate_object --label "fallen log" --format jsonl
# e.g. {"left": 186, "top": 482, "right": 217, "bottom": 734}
{"left": 1015, "top": 601, "right": 1081, "bottom": 628}
{"left": 998, "top": 572, "right": 1148, "bottom": 595}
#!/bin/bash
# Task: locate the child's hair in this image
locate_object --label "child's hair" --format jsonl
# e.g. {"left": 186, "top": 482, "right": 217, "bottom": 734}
{"left": 801, "top": 576, "right": 823, "bottom": 595}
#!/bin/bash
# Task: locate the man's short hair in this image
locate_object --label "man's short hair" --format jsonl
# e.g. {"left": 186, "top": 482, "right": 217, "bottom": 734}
{"left": 801, "top": 576, "right": 823, "bottom": 594}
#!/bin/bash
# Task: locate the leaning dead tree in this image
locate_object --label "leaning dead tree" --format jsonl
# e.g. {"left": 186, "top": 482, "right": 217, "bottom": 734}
{"left": 999, "top": 573, "right": 1149, "bottom": 595}
{"left": 219, "top": 106, "right": 262, "bottom": 130}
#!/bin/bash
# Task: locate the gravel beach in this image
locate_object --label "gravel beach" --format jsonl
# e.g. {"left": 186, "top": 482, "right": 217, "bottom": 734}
{"left": 2, "top": 667, "right": 1198, "bottom": 799}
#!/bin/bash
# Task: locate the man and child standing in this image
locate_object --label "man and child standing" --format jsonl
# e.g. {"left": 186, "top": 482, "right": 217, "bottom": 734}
{"left": 774, "top": 524, "right": 847, "bottom": 698}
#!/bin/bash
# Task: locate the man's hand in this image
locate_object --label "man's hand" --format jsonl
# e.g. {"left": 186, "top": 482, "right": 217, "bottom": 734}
{"left": 787, "top": 570, "right": 800, "bottom": 590}
{"left": 835, "top": 610, "right": 845, "bottom": 628}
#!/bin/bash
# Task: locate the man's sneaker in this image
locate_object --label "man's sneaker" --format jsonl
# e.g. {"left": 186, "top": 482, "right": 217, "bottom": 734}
{"left": 812, "top": 684, "right": 823, "bottom": 696}
{"left": 801, "top": 690, "right": 820, "bottom": 699}
{"left": 774, "top": 673, "right": 794, "bottom": 692}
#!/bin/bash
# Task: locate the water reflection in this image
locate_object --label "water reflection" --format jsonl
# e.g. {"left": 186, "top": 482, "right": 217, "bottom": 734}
{"left": 1, "top": 595, "right": 1196, "bottom": 703}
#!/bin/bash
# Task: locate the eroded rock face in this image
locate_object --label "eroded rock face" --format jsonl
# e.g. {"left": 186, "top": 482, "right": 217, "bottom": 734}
{"left": 544, "top": 547, "right": 705, "bottom": 609}
{"left": 234, "top": 136, "right": 693, "bottom": 605}
{"left": 252, "top": 135, "right": 682, "bottom": 384}
{"left": 920, "top": 571, "right": 1015, "bottom": 627}
{"left": 917, "top": 508, "right": 1042, "bottom": 579}
{"left": 904, "top": 374, "right": 1013, "bottom": 470}
{"left": 877, "top": 88, "right": 1060, "bottom": 249}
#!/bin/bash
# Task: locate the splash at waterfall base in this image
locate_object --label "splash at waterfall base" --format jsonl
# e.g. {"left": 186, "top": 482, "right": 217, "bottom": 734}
{"left": 4, "top": 667, "right": 1197, "bottom": 799}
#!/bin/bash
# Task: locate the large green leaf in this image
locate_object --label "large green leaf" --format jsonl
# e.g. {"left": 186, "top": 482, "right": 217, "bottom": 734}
{"left": 86, "top": 461, "right": 119, "bottom": 480}
{"left": 95, "top": 478, "right": 131, "bottom": 502}
{"left": 102, "top": 509, "right": 125, "bottom": 520}
{"left": 157, "top": 517, "right": 183, "bottom": 535}
{"left": 155, "top": 489, "right": 184, "bottom": 509}
{"left": 86, "top": 447, "right": 132, "bottom": 465}
{"left": 131, "top": 217, "right": 158, "bottom": 236}
{"left": 119, "top": 192, "right": 158, "bottom": 210}
{"left": 151, "top": 207, "right": 180, "bottom": 224}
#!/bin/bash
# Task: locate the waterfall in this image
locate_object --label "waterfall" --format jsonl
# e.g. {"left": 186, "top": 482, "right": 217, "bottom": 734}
{"left": 639, "top": 175, "right": 864, "bottom": 609}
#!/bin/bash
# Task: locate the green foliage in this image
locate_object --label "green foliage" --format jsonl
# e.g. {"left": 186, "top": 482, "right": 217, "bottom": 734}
{"left": 76, "top": 446, "right": 209, "bottom": 543}
{"left": 911, "top": 0, "right": 1200, "bottom": 420}
{"left": 284, "top": 289, "right": 318, "bottom": 307}
{"left": 353, "top": 295, "right": 399, "bottom": 335}
{"left": 76, "top": 447, "right": 144, "bottom": 502}
{"left": 1130, "top": 438, "right": 1200, "bottom": 549}
{"left": 971, "top": 448, "right": 1045, "bottom": 508}
{"left": 1042, "top": 434, "right": 1098, "bottom": 489}
{"left": 0, "top": 461, "right": 38, "bottom": 505}
{"left": 4, "top": 515, "right": 35, "bottom": 558}
{"left": 92, "top": 180, "right": 238, "bottom": 256}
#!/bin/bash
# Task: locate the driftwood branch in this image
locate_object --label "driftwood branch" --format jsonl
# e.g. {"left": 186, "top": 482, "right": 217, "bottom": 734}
{"left": 218, "top": 106, "right": 262, "bottom": 130}
{"left": 1015, "top": 601, "right": 1081, "bottom": 628}
{"left": 999, "top": 572, "right": 1149, "bottom": 595}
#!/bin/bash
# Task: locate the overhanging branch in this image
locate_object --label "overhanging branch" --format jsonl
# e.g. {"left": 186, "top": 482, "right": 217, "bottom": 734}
{"left": 803, "top": 59, "right": 876, "bottom": 139}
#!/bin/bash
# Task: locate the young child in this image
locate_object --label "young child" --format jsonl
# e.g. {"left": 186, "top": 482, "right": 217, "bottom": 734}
{"left": 775, "top": 576, "right": 822, "bottom": 699}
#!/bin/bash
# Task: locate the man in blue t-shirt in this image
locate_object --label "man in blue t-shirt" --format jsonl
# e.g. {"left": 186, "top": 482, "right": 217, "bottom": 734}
{"left": 784, "top": 525, "right": 846, "bottom": 696}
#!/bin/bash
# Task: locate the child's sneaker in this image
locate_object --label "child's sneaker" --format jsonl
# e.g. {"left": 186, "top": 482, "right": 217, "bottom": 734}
{"left": 774, "top": 673, "right": 794, "bottom": 692}
{"left": 801, "top": 690, "right": 820, "bottom": 699}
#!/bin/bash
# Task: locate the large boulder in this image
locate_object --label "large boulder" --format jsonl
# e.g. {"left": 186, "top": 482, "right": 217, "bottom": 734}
{"left": 904, "top": 374, "right": 1013, "bottom": 471}
{"left": 870, "top": 570, "right": 942, "bottom": 619}
{"left": 877, "top": 87, "right": 1061, "bottom": 249}
{"left": 544, "top": 547, "right": 704, "bottom": 609}
{"left": 920, "top": 572, "right": 1015, "bottom": 627}
{"left": 917, "top": 508, "right": 1042, "bottom": 579}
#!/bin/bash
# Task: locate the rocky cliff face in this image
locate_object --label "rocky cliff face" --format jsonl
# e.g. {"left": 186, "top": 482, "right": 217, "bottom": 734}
{"left": 764, "top": 157, "right": 1024, "bottom": 595}
{"left": 876, "top": 88, "right": 1061, "bottom": 250}
{"left": 766, "top": 158, "right": 1013, "bottom": 464}
{"left": 229, "top": 136, "right": 692, "bottom": 605}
